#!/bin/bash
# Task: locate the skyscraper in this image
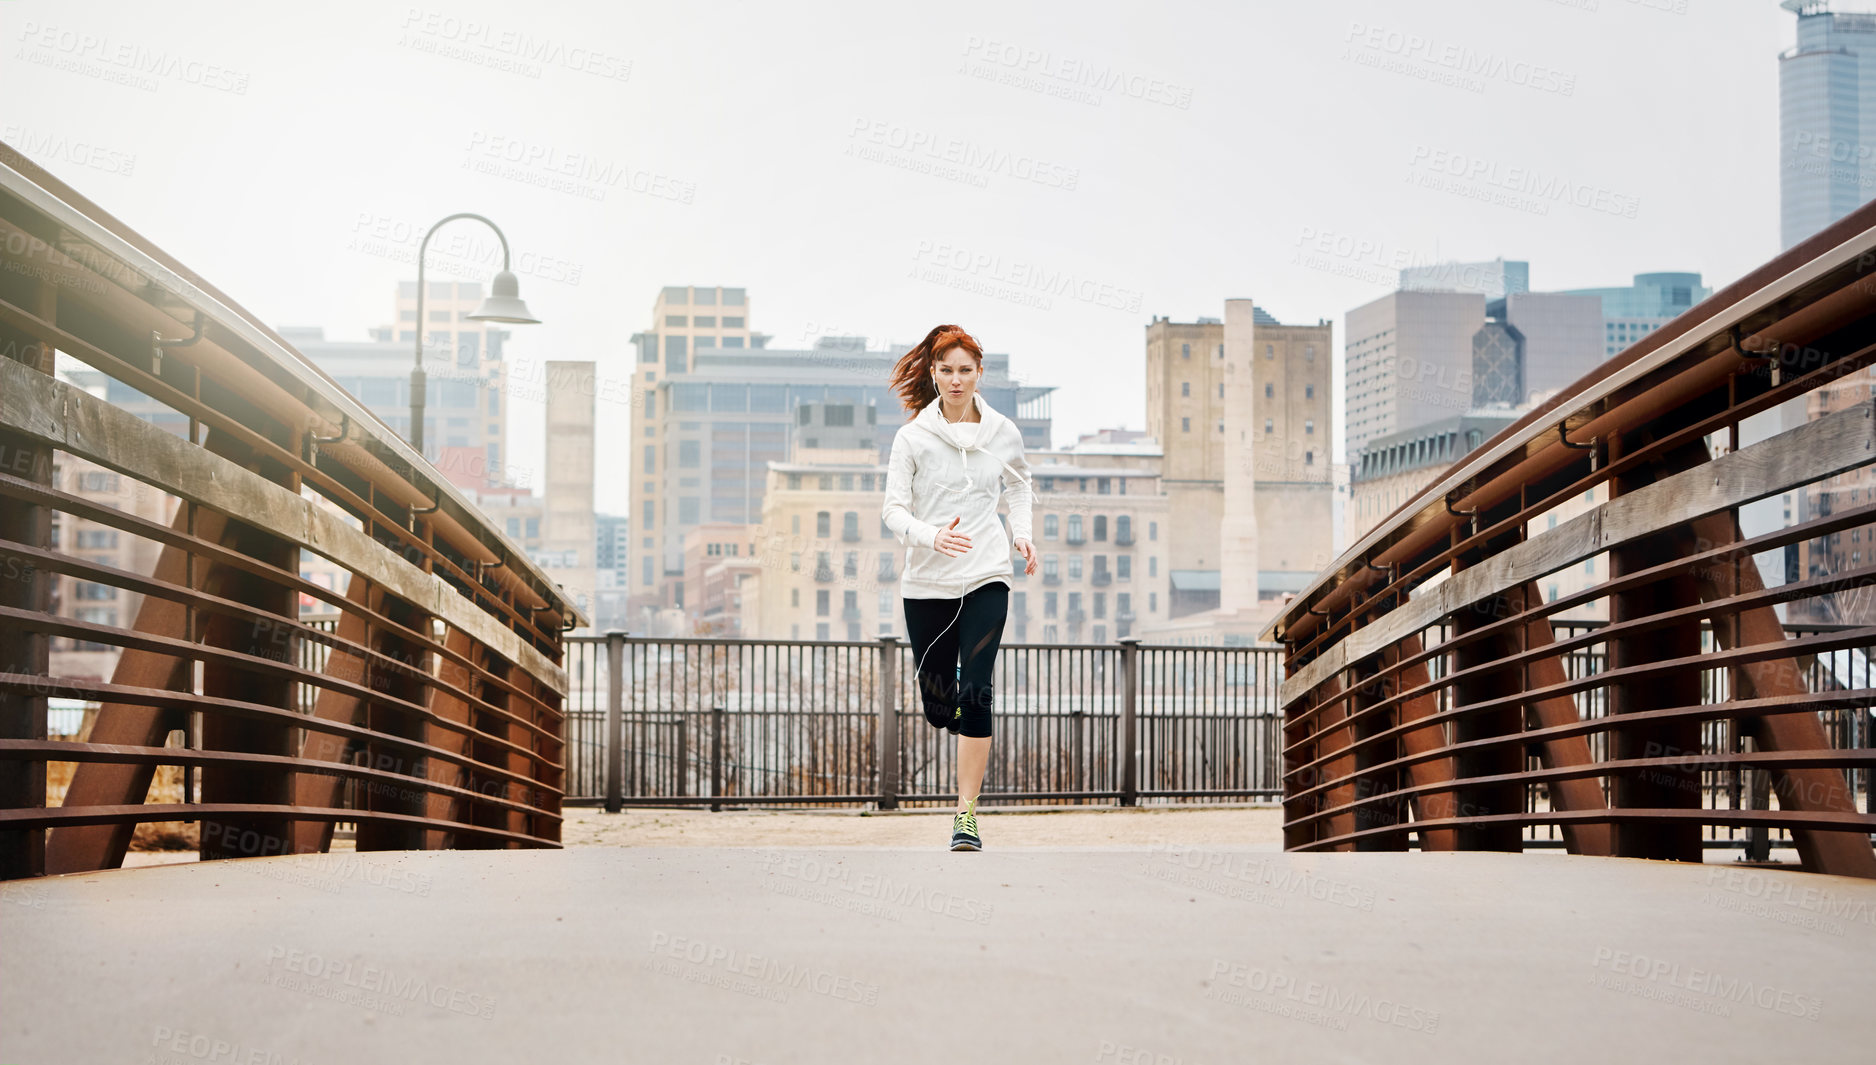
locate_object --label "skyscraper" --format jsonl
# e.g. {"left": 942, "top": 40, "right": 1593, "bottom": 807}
{"left": 1780, "top": 1, "right": 1876, "bottom": 250}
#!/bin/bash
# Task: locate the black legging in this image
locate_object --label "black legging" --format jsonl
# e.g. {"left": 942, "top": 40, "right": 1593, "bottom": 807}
{"left": 902, "top": 582, "right": 1008, "bottom": 739}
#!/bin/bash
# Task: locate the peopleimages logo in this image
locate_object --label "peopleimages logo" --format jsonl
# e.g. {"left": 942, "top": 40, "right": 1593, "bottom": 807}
{"left": 1206, "top": 961, "right": 1440, "bottom": 1032}
{"left": 1590, "top": 947, "right": 1823, "bottom": 1020}
{"left": 1408, "top": 146, "right": 1640, "bottom": 219}
{"left": 1343, "top": 21, "right": 1576, "bottom": 97}
{"left": 14, "top": 21, "right": 250, "bottom": 94}
{"left": 909, "top": 240, "right": 1143, "bottom": 313}
{"left": 958, "top": 36, "right": 1194, "bottom": 109}
{"left": 398, "top": 8, "right": 633, "bottom": 81}
{"left": 846, "top": 117, "right": 1080, "bottom": 191}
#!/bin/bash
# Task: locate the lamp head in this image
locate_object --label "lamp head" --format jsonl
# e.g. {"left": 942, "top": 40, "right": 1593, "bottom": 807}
{"left": 468, "top": 270, "right": 540, "bottom": 324}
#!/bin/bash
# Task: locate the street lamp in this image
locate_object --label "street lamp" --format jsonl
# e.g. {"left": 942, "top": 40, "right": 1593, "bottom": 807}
{"left": 409, "top": 212, "right": 541, "bottom": 454}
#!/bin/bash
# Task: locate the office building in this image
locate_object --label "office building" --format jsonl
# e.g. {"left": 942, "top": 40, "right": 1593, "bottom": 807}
{"left": 626, "top": 290, "right": 1054, "bottom": 634}
{"left": 1563, "top": 272, "right": 1712, "bottom": 358}
{"left": 540, "top": 361, "right": 597, "bottom": 629}
{"left": 1141, "top": 299, "right": 1334, "bottom": 639}
{"left": 285, "top": 280, "right": 514, "bottom": 494}
{"left": 594, "top": 513, "right": 631, "bottom": 632}
{"left": 1780, "top": 1, "right": 1876, "bottom": 250}
{"left": 1345, "top": 281, "right": 1601, "bottom": 456}
{"left": 1400, "top": 258, "right": 1529, "bottom": 300}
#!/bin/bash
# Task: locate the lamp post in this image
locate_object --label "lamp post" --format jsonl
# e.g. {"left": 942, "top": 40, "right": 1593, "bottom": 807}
{"left": 409, "top": 212, "right": 541, "bottom": 454}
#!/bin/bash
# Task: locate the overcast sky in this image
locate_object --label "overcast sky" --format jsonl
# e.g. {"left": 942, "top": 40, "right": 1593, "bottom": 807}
{"left": 1, "top": 0, "right": 1806, "bottom": 514}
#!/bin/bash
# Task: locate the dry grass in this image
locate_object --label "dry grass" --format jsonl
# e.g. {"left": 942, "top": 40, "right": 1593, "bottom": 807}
{"left": 46, "top": 754, "right": 200, "bottom": 852}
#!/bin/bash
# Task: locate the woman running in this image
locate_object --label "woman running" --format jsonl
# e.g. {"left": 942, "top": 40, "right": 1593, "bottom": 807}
{"left": 881, "top": 324, "right": 1037, "bottom": 851}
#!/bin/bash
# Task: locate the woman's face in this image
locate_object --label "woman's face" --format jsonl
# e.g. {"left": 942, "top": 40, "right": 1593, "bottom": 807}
{"left": 933, "top": 346, "right": 980, "bottom": 401}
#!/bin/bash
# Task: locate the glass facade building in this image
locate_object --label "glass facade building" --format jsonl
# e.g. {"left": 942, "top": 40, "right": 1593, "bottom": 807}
{"left": 1780, "top": 2, "right": 1876, "bottom": 250}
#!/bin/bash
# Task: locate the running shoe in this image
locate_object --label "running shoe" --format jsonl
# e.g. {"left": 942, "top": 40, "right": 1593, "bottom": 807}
{"left": 950, "top": 798, "right": 982, "bottom": 851}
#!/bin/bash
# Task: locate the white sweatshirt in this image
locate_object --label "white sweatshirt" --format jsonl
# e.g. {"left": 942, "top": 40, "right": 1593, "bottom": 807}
{"left": 882, "top": 391, "right": 1035, "bottom": 600}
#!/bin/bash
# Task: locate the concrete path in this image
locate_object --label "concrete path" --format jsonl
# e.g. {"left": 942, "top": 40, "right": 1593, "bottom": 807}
{"left": 4, "top": 846, "right": 1873, "bottom": 1064}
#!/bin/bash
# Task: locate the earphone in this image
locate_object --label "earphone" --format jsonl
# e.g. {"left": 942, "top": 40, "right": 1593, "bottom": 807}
{"left": 911, "top": 376, "right": 1034, "bottom": 701}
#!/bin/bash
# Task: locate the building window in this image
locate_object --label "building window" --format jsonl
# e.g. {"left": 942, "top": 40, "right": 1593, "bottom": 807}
{"left": 1181, "top": 417, "right": 1190, "bottom": 432}
{"left": 679, "top": 440, "right": 700, "bottom": 468}
{"left": 1181, "top": 382, "right": 1190, "bottom": 397}
{"left": 788, "top": 473, "right": 801, "bottom": 490}
{"left": 1149, "top": 556, "right": 1158, "bottom": 577}
{"left": 1044, "top": 555, "right": 1058, "bottom": 581}
{"left": 1069, "top": 556, "right": 1083, "bottom": 580}
{"left": 817, "top": 589, "right": 830, "bottom": 616}
{"left": 1149, "top": 592, "right": 1158, "bottom": 612}
{"left": 1068, "top": 515, "right": 1083, "bottom": 541}
{"left": 1306, "top": 450, "right": 1314, "bottom": 465}
{"left": 1116, "top": 515, "right": 1131, "bottom": 542}
{"left": 791, "top": 588, "right": 800, "bottom": 607}
{"left": 1265, "top": 344, "right": 1274, "bottom": 359}
{"left": 78, "top": 471, "right": 119, "bottom": 492}
{"left": 1094, "top": 516, "right": 1107, "bottom": 540}
{"left": 643, "top": 445, "right": 655, "bottom": 474}
{"left": 1264, "top": 419, "right": 1273, "bottom": 434}
{"left": 1181, "top": 343, "right": 1190, "bottom": 359}
{"left": 1305, "top": 419, "right": 1315, "bottom": 435}
{"left": 1305, "top": 344, "right": 1315, "bottom": 360}
{"left": 75, "top": 529, "right": 119, "bottom": 549}
{"left": 817, "top": 511, "right": 831, "bottom": 537}
{"left": 1044, "top": 514, "right": 1059, "bottom": 539}
{"left": 1117, "top": 554, "right": 1131, "bottom": 579}
{"left": 641, "top": 500, "right": 654, "bottom": 530}
{"left": 1149, "top": 521, "right": 1157, "bottom": 541}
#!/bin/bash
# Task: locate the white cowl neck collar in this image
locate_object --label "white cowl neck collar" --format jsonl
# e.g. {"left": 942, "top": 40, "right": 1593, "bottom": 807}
{"left": 913, "top": 389, "right": 1001, "bottom": 449}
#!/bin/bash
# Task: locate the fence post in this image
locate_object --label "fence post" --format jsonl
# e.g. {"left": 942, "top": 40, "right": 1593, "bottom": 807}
{"left": 604, "top": 631, "right": 625, "bottom": 814}
{"left": 876, "top": 635, "right": 900, "bottom": 811}
{"left": 675, "top": 717, "right": 688, "bottom": 800}
{"left": 710, "top": 705, "right": 725, "bottom": 813}
{"left": 1119, "top": 637, "right": 1140, "bottom": 806}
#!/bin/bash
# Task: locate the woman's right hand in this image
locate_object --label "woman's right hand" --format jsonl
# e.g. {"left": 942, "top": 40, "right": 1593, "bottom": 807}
{"left": 933, "top": 516, "right": 972, "bottom": 557}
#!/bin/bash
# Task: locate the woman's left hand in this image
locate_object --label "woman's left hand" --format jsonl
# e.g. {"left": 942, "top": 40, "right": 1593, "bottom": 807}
{"left": 1013, "top": 537, "right": 1037, "bottom": 576}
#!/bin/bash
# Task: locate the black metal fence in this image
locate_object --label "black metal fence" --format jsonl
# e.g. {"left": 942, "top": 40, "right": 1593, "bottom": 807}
{"left": 560, "top": 634, "right": 1285, "bottom": 809}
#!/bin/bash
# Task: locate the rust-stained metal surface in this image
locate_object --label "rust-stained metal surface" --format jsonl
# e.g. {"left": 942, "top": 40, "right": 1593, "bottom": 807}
{"left": 0, "top": 142, "right": 580, "bottom": 878}
{"left": 1266, "top": 199, "right": 1876, "bottom": 877}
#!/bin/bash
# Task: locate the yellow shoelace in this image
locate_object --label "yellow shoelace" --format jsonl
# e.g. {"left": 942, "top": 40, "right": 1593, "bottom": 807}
{"left": 954, "top": 799, "right": 978, "bottom": 835}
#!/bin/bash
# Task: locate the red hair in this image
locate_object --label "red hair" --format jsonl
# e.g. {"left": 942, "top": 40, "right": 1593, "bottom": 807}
{"left": 888, "top": 324, "right": 983, "bottom": 419}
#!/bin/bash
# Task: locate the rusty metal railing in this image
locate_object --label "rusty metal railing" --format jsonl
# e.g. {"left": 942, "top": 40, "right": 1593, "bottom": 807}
{"left": 1266, "top": 201, "right": 1876, "bottom": 878}
{"left": 0, "top": 142, "right": 583, "bottom": 879}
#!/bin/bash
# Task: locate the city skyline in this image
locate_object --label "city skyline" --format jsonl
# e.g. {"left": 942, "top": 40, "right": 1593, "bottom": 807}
{"left": 0, "top": 0, "right": 1827, "bottom": 519}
